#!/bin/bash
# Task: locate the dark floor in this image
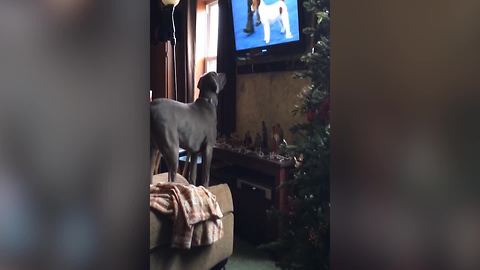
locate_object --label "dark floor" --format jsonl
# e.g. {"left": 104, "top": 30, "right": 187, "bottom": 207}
{"left": 227, "top": 236, "right": 279, "bottom": 270}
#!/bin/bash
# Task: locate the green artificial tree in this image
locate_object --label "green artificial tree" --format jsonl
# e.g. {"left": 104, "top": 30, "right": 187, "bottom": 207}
{"left": 267, "top": 0, "right": 330, "bottom": 269}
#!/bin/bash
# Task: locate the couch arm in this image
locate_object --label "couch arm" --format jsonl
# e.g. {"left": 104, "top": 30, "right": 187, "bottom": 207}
{"left": 150, "top": 173, "right": 234, "bottom": 250}
{"left": 207, "top": 184, "right": 234, "bottom": 215}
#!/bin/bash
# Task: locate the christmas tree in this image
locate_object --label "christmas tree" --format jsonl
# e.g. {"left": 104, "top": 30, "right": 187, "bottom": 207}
{"left": 268, "top": 0, "right": 330, "bottom": 269}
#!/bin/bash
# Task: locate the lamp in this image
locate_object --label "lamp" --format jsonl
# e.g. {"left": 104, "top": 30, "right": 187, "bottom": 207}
{"left": 162, "top": 0, "right": 180, "bottom": 6}
{"left": 160, "top": 0, "right": 180, "bottom": 100}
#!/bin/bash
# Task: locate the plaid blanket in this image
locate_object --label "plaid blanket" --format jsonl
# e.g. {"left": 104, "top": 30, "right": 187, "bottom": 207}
{"left": 150, "top": 182, "right": 224, "bottom": 249}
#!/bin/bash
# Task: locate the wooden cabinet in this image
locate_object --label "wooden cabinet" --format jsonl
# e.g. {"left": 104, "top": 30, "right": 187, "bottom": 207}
{"left": 150, "top": 43, "right": 175, "bottom": 100}
{"left": 211, "top": 146, "right": 293, "bottom": 244}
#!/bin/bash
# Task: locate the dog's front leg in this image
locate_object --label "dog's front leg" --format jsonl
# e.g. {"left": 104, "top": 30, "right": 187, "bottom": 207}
{"left": 182, "top": 154, "right": 190, "bottom": 178}
{"left": 189, "top": 153, "right": 198, "bottom": 186}
{"left": 168, "top": 157, "right": 178, "bottom": 183}
{"left": 263, "top": 22, "right": 270, "bottom": 43}
{"left": 201, "top": 146, "right": 213, "bottom": 187}
{"left": 279, "top": 18, "right": 285, "bottom": 33}
{"left": 162, "top": 145, "right": 179, "bottom": 183}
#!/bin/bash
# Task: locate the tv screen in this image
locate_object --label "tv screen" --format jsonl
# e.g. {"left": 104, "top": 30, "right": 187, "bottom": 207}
{"left": 231, "top": 0, "right": 301, "bottom": 52}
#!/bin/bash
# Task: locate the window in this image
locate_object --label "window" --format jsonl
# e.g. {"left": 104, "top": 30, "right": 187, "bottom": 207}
{"left": 195, "top": 0, "right": 219, "bottom": 99}
{"left": 205, "top": 1, "right": 218, "bottom": 72}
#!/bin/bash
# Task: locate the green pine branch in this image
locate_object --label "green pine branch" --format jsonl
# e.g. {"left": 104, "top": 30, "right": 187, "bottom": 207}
{"left": 268, "top": 0, "right": 331, "bottom": 269}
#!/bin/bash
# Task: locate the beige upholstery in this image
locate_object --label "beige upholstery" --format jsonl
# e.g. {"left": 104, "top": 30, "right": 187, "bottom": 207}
{"left": 150, "top": 173, "right": 234, "bottom": 270}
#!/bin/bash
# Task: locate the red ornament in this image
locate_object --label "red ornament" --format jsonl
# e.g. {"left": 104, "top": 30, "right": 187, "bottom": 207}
{"left": 308, "top": 228, "right": 320, "bottom": 247}
{"left": 306, "top": 111, "right": 316, "bottom": 122}
{"left": 318, "top": 99, "right": 330, "bottom": 122}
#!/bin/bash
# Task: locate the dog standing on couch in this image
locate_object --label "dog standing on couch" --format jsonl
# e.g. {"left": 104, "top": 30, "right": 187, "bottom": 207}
{"left": 150, "top": 72, "right": 226, "bottom": 187}
{"left": 251, "top": 0, "right": 293, "bottom": 44}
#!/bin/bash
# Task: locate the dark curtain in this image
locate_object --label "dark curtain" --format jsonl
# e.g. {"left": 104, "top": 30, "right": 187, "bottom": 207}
{"left": 150, "top": 0, "right": 161, "bottom": 45}
{"left": 217, "top": 0, "right": 237, "bottom": 136}
{"left": 174, "top": 0, "right": 197, "bottom": 103}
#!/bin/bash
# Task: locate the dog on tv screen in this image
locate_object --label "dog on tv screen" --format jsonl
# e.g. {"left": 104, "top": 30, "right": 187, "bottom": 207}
{"left": 231, "top": 0, "right": 300, "bottom": 51}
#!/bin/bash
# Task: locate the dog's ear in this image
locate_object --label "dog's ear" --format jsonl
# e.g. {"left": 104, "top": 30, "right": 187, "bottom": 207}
{"left": 197, "top": 72, "right": 216, "bottom": 92}
{"left": 197, "top": 76, "right": 203, "bottom": 90}
{"left": 197, "top": 73, "right": 207, "bottom": 90}
{"left": 216, "top": 73, "right": 227, "bottom": 94}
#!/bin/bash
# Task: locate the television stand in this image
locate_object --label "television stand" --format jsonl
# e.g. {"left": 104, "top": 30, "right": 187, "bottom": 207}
{"left": 211, "top": 146, "right": 294, "bottom": 243}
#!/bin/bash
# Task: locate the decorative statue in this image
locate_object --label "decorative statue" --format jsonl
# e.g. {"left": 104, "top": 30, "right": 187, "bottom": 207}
{"left": 231, "top": 133, "right": 243, "bottom": 147}
{"left": 278, "top": 139, "right": 288, "bottom": 156}
{"left": 261, "top": 121, "right": 269, "bottom": 152}
{"left": 272, "top": 125, "right": 280, "bottom": 153}
{"left": 244, "top": 130, "right": 253, "bottom": 149}
{"left": 276, "top": 123, "right": 284, "bottom": 142}
{"left": 254, "top": 132, "right": 263, "bottom": 153}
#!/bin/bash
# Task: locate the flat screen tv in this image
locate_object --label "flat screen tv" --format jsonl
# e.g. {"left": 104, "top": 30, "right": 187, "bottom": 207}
{"left": 230, "top": 0, "right": 303, "bottom": 56}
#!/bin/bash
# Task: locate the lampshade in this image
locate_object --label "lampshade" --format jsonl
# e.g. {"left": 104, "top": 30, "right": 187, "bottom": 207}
{"left": 161, "top": 0, "right": 180, "bottom": 6}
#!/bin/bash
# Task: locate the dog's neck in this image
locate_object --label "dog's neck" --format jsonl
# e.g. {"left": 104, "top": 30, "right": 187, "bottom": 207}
{"left": 197, "top": 91, "right": 218, "bottom": 107}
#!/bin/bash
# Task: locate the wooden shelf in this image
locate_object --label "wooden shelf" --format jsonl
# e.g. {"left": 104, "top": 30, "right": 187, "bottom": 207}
{"left": 212, "top": 146, "right": 294, "bottom": 244}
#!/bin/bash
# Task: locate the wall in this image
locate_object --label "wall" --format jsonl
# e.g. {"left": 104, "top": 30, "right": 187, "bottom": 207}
{"left": 235, "top": 71, "right": 308, "bottom": 143}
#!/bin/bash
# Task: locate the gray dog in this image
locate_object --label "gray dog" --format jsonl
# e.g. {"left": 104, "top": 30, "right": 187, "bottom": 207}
{"left": 150, "top": 71, "right": 226, "bottom": 186}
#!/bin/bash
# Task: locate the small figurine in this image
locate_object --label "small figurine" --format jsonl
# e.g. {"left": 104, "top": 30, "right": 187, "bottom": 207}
{"left": 231, "top": 133, "right": 242, "bottom": 147}
{"left": 271, "top": 125, "right": 279, "bottom": 153}
{"left": 261, "top": 121, "right": 269, "bottom": 152}
{"left": 244, "top": 131, "right": 253, "bottom": 149}
{"left": 216, "top": 135, "right": 227, "bottom": 147}
{"left": 254, "top": 132, "right": 263, "bottom": 153}
{"left": 279, "top": 139, "right": 288, "bottom": 156}
{"left": 276, "top": 123, "right": 284, "bottom": 142}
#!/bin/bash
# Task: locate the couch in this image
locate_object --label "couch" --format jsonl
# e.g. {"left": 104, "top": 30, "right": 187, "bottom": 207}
{"left": 150, "top": 173, "right": 234, "bottom": 270}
